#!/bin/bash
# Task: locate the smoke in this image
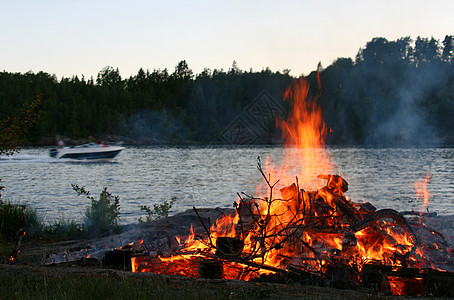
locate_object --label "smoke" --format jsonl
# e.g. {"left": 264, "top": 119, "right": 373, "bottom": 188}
{"left": 124, "top": 109, "right": 190, "bottom": 144}
{"left": 367, "top": 86, "right": 436, "bottom": 145}
{"left": 365, "top": 66, "right": 449, "bottom": 146}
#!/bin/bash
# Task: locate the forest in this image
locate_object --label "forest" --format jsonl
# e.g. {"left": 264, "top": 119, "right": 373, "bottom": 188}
{"left": 1, "top": 35, "right": 453, "bottom": 146}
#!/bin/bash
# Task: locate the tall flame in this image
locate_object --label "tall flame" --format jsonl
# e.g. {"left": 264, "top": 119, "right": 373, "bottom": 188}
{"left": 273, "top": 67, "right": 333, "bottom": 189}
{"left": 246, "top": 70, "right": 339, "bottom": 270}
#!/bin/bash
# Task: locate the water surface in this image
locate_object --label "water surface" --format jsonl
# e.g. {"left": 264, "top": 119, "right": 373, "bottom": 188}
{"left": 1, "top": 146, "right": 453, "bottom": 224}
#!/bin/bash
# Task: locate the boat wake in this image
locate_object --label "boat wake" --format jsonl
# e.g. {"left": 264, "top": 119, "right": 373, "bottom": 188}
{"left": 0, "top": 154, "right": 110, "bottom": 164}
{"left": 0, "top": 154, "right": 54, "bottom": 163}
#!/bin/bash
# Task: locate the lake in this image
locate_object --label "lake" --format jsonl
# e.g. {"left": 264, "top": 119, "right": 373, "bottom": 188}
{"left": 1, "top": 146, "right": 453, "bottom": 225}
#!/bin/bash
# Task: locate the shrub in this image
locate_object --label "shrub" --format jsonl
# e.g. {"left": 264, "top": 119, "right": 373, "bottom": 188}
{"left": 139, "top": 197, "right": 175, "bottom": 223}
{"left": 0, "top": 200, "right": 41, "bottom": 242}
{"left": 0, "top": 199, "right": 42, "bottom": 261}
{"left": 72, "top": 184, "right": 120, "bottom": 237}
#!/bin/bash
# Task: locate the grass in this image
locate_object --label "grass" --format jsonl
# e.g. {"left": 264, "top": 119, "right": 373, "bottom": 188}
{"left": 0, "top": 264, "right": 393, "bottom": 300}
{"left": 0, "top": 265, "right": 264, "bottom": 300}
{"left": 0, "top": 200, "right": 41, "bottom": 240}
{"left": 37, "top": 219, "right": 85, "bottom": 241}
{"left": 0, "top": 199, "right": 42, "bottom": 261}
{"left": 0, "top": 199, "right": 88, "bottom": 261}
{"left": 0, "top": 183, "right": 181, "bottom": 264}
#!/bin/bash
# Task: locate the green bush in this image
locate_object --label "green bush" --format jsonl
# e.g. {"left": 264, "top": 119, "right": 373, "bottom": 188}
{"left": 139, "top": 197, "right": 175, "bottom": 223}
{"left": 72, "top": 184, "right": 120, "bottom": 237}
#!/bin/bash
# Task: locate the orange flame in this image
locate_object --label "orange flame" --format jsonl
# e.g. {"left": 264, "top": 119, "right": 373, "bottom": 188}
{"left": 272, "top": 70, "right": 333, "bottom": 191}
{"left": 414, "top": 174, "right": 430, "bottom": 215}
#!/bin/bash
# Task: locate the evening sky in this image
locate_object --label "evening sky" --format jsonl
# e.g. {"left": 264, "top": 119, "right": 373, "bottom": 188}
{"left": 1, "top": 0, "right": 453, "bottom": 79}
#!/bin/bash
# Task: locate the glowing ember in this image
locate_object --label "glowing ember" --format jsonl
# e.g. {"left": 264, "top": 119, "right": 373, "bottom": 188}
{"left": 387, "top": 276, "right": 425, "bottom": 296}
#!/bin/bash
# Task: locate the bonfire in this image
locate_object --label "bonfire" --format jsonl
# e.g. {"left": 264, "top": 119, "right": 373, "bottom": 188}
{"left": 115, "top": 69, "right": 454, "bottom": 297}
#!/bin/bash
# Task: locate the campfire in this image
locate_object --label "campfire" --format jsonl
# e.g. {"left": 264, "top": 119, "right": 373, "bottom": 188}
{"left": 110, "top": 72, "right": 454, "bottom": 296}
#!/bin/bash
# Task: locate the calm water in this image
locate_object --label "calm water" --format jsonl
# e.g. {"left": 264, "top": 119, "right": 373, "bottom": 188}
{"left": 1, "top": 146, "right": 453, "bottom": 224}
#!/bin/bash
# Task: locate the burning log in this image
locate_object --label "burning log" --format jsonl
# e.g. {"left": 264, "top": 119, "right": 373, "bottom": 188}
{"left": 198, "top": 259, "right": 223, "bottom": 279}
{"left": 358, "top": 202, "right": 376, "bottom": 213}
{"left": 102, "top": 246, "right": 141, "bottom": 271}
{"left": 317, "top": 175, "right": 348, "bottom": 194}
{"left": 216, "top": 237, "right": 243, "bottom": 257}
{"left": 9, "top": 228, "right": 25, "bottom": 262}
{"left": 350, "top": 208, "right": 420, "bottom": 265}
{"left": 324, "top": 262, "right": 358, "bottom": 289}
{"left": 341, "top": 231, "right": 357, "bottom": 257}
{"left": 362, "top": 263, "right": 454, "bottom": 296}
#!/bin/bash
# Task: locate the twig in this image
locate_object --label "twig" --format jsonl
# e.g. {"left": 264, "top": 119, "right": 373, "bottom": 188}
{"left": 192, "top": 206, "right": 215, "bottom": 248}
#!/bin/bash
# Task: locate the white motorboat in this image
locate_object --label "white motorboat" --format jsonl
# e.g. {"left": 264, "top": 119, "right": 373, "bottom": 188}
{"left": 50, "top": 142, "right": 124, "bottom": 161}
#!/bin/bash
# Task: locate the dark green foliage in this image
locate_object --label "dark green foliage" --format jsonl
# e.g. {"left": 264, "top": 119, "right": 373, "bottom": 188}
{"left": 1, "top": 36, "right": 454, "bottom": 146}
{"left": 139, "top": 197, "right": 175, "bottom": 223}
{"left": 0, "top": 181, "right": 87, "bottom": 259}
{"left": 0, "top": 200, "right": 41, "bottom": 243}
{"left": 0, "top": 198, "right": 42, "bottom": 261}
{"left": 0, "top": 61, "right": 292, "bottom": 145}
{"left": 72, "top": 184, "right": 120, "bottom": 237}
{"left": 0, "top": 96, "right": 41, "bottom": 155}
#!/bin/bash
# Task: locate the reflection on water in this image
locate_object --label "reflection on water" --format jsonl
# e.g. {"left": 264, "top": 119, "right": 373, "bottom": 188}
{"left": 1, "top": 146, "right": 453, "bottom": 224}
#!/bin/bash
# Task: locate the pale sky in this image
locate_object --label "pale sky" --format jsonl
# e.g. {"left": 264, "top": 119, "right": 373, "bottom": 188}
{"left": 1, "top": 0, "right": 453, "bottom": 80}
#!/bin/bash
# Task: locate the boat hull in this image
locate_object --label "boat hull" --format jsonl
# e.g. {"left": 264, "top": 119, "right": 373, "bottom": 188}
{"left": 50, "top": 144, "right": 124, "bottom": 161}
{"left": 59, "top": 149, "right": 122, "bottom": 160}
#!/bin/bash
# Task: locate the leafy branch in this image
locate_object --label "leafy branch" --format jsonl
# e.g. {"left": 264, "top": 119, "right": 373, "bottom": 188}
{"left": 139, "top": 197, "right": 176, "bottom": 223}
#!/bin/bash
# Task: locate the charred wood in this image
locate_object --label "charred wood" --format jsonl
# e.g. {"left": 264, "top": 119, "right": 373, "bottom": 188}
{"left": 324, "top": 262, "right": 358, "bottom": 289}
{"left": 400, "top": 211, "right": 437, "bottom": 217}
{"left": 102, "top": 248, "right": 143, "bottom": 271}
{"left": 361, "top": 264, "right": 454, "bottom": 297}
{"left": 216, "top": 237, "right": 243, "bottom": 257}
{"left": 198, "top": 259, "right": 223, "bottom": 279}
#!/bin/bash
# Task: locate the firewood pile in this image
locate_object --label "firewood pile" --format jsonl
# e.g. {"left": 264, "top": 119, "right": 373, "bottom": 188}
{"left": 115, "top": 158, "right": 454, "bottom": 297}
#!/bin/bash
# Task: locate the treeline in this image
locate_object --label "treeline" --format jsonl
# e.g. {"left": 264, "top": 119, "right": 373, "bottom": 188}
{"left": 1, "top": 35, "right": 453, "bottom": 145}
{"left": 0, "top": 61, "right": 293, "bottom": 145}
